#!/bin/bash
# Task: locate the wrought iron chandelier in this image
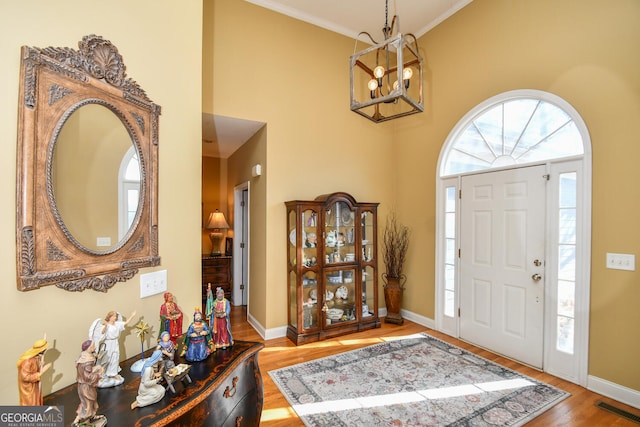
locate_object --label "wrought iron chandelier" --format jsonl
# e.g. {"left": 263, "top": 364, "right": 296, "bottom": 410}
{"left": 349, "top": 0, "right": 424, "bottom": 123}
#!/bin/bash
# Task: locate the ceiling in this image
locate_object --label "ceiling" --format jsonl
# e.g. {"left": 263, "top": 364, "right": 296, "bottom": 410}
{"left": 202, "top": 114, "right": 265, "bottom": 158}
{"left": 203, "top": 0, "right": 473, "bottom": 158}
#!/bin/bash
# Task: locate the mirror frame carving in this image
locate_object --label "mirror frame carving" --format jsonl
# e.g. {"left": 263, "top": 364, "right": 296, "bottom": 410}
{"left": 16, "top": 35, "right": 161, "bottom": 292}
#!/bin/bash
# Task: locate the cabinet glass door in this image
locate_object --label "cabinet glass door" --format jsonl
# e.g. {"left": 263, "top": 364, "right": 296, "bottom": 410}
{"left": 288, "top": 207, "right": 319, "bottom": 330}
{"left": 324, "top": 201, "right": 356, "bottom": 264}
{"left": 288, "top": 208, "right": 297, "bottom": 329}
{"left": 302, "top": 271, "right": 318, "bottom": 330}
{"left": 361, "top": 210, "right": 374, "bottom": 262}
{"left": 324, "top": 268, "right": 357, "bottom": 325}
{"left": 301, "top": 208, "right": 319, "bottom": 266}
{"left": 300, "top": 208, "right": 319, "bottom": 331}
{"left": 362, "top": 265, "right": 376, "bottom": 318}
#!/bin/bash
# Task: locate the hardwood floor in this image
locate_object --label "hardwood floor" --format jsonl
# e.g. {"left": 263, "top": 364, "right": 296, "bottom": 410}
{"left": 229, "top": 306, "right": 639, "bottom": 426}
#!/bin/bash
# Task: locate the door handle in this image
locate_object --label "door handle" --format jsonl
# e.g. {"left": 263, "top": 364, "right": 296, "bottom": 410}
{"left": 531, "top": 273, "right": 542, "bottom": 282}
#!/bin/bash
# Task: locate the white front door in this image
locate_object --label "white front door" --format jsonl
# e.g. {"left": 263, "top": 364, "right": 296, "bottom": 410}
{"left": 459, "top": 165, "right": 546, "bottom": 368}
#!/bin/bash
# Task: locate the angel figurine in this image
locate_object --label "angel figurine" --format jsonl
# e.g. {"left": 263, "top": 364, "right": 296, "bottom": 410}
{"left": 89, "top": 310, "right": 137, "bottom": 388}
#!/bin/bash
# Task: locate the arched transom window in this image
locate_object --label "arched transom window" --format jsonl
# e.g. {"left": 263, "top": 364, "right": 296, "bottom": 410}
{"left": 441, "top": 97, "right": 584, "bottom": 176}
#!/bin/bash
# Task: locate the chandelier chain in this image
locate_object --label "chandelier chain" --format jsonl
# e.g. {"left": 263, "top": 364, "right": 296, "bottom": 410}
{"left": 385, "top": 0, "right": 388, "bottom": 38}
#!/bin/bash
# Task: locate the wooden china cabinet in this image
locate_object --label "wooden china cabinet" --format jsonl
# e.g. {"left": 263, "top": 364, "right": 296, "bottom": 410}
{"left": 285, "top": 192, "right": 380, "bottom": 345}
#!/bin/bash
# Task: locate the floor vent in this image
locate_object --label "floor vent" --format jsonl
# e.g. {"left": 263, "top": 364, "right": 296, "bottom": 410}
{"left": 595, "top": 400, "right": 640, "bottom": 424}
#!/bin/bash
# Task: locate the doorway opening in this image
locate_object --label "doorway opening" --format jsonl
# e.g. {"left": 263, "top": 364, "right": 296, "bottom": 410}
{"left": 233, "top": 182, "right": 250, "bottom": 319}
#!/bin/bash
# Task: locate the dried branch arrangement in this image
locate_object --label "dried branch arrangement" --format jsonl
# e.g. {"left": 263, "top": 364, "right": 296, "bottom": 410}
{"left": 382, "top": 212, "right": 410, "bottom": 279}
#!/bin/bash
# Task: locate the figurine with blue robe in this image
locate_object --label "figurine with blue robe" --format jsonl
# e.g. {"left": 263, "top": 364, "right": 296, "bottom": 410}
{"left": 131, "top": 350, "right": 165, "bottom": 409}
{"left": 182, "top": 308, "right": 213, "bottom": 362}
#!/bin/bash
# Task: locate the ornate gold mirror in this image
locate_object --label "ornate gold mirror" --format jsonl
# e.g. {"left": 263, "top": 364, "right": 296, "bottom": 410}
{"left": 16, "top": 35, "right": 160, "bottom": 292}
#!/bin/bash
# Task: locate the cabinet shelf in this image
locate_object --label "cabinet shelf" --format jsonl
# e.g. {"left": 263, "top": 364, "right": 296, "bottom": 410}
{"left": 286, "top": 192, "right": 380, "bottom": 345}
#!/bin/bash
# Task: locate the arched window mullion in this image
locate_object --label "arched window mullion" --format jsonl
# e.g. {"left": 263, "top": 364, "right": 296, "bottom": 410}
{"left": 472, "top": 121, "right": 499, "bottom": 159}
{"left": 451, "top": 147, "right": 493, "bottom": 166}
{"left": 514, "top": 118, "right": 574, "bottom": 162}
{"left": 508, "top": 100, "right": 541, "bottom": 157}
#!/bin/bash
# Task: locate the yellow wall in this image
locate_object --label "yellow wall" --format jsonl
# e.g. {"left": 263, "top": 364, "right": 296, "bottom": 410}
{"left": 210, "top": 0, "right": 396, "bottom": 332}
{"left": 0, "top": 0, "right": 637, "bottom": 406}
{"left": 0, "top": 1, "right": 203, "bottom": 403}
{"left": 210, "top": 0, "right": 640, "bottom": 393}
{"left": 227, "top": 127, "right": 268, "bottom": 322}
{"left": 395, "top": 0, "right": 640, "bottom": 391}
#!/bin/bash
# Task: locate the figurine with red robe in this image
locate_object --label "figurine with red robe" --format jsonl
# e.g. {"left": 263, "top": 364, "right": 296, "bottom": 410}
{"left": 159, "top": 292, "right": 183, "bottom": 344}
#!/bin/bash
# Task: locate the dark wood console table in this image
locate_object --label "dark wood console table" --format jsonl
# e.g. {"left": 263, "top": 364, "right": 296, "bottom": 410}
{"left": 44, "top": 340, "right": 264, "bottom": 427}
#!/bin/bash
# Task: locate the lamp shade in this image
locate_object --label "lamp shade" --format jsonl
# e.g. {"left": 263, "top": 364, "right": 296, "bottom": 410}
{"left": 206, "top": 210, "right": 229, "bottom": 256}
{"left": 206, "top": 210, "right": 230, "bottom": 230}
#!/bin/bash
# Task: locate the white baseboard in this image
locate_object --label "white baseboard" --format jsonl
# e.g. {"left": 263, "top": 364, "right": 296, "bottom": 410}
{"left": 265, "top": 325, "right": 289, "bottom": 340}
{"left": 401, "top": 309, "right": 435, "bottom": 329}
{"left": 246, "top": 311, "right": 267, "bottom": 339}
{"left": 379, "top": 307, "right": 436, "bottom": 329}
{"left": 248, "top": 312, "right": 288, "bottom": 340}
{"left": 588, "top": 375, "right": 640, "bottom": 409}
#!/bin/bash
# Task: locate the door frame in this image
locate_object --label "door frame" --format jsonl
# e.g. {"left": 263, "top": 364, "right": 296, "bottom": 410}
{"left": 434, "top": 90, "right": 592, "bottom": 386}
{"left": 233, "top": 182, "right": 250, "bottom": 313}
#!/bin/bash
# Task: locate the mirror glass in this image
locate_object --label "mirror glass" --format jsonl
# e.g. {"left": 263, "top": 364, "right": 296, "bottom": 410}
{"left": 52, "top": 103, "right": 140, "bottom": 251}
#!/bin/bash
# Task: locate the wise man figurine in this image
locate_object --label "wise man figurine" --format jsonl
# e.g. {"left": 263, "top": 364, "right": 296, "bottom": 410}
{"left": 159, "top": 292, "right": 183, "bottom": 344}
{"left": 211, "top": 287, "right": 233, "bottom": 349}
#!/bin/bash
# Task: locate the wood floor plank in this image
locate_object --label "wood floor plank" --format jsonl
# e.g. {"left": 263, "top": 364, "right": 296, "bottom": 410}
{"left": 228, "top": 306, "right": 639, "bottom": 426}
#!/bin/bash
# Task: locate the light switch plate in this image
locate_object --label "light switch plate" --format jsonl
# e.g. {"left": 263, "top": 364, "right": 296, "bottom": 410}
{"left": 606, "top": 253, "right": 635, "bottom": 271}
{"left": 96, "top": 237, "right": 111, "bottom": 247}
{"left": 140, "top": 270, "right": 168, "bottom": 298}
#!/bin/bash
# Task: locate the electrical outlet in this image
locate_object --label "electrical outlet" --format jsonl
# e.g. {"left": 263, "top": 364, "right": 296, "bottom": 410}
{"left": 606, "top": 253, "right": 635, "bottom": 271}
{"left": 140, "top": 270, "right": 168, "bottom": 298}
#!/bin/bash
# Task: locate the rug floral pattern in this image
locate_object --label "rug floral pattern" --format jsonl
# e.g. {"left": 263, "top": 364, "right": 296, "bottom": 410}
{"left": 269, "top": 333, "right": 569, "bottom": 426}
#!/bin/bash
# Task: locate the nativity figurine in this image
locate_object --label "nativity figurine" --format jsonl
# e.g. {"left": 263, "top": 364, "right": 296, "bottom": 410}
{"left": 89, "top": 310, "right": 137, "bottom": 388}
{"left": 72, "top": 340, "right": 106, "bottom": 427}
{"left": 131, "top": 350, "right": 165, "bottom": 409}
{"left": 182, "top": 308, "right": 213, "bottom": 362}
{"left": 211, "top": 287, "right": 233, "bottom": 349}
{"left": 159, "top": 292, "right": 183, "bottom": 344}
{"left": 17, "top": 338, "right": 51, "bottom": 405}
{"left": 157, "top": 331, "right": 176, "bottom": 373}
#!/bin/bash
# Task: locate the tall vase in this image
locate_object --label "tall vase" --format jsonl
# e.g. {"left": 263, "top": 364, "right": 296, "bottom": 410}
{"left": 382, "top": 273, "right": 406, "bottom": 325}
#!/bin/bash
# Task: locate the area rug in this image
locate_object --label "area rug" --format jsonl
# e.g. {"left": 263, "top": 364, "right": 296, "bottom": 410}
{"left": 269, "top": 333, "right": 569, "bottom": 426}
